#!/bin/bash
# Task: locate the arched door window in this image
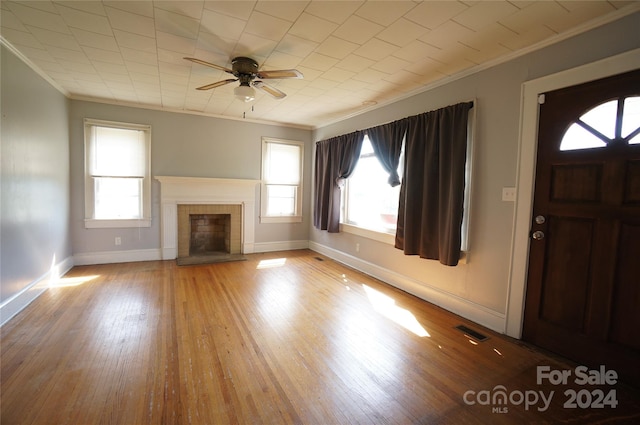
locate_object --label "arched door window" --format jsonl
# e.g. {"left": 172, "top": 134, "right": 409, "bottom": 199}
{"left": 560, "top": 96, "right": 640, "bottom": 151}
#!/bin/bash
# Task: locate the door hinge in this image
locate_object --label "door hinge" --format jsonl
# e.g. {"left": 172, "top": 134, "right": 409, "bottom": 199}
{"left": 538, "top": 94, "right": 546, "bottom": 104}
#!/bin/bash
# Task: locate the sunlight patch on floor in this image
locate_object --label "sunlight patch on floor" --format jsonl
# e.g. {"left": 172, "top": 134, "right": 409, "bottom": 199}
{"left": 50, "top": 275, "right": 100, "bottom": 288}
{"left": 257, "top": 258, "right": 287, "bottom": 269}
{"left": 362, "top": 284, "right": 430, "bottom": 337}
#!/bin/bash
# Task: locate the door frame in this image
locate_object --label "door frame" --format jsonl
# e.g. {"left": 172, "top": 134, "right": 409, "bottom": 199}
{"left": 505, "top": 48, "right": 640, "bottom": 338}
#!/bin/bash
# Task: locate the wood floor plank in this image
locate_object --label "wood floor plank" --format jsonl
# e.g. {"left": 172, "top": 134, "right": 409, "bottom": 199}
{"left": 2, "top": 250, "right": 639, "bottom": 424}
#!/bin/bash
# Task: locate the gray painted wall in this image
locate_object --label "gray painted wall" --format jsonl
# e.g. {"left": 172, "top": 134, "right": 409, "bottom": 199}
{"left": 69, "top": 101, "right": 312, "bottom": 255}
{"left": 311, "top": 12, "right": 640, "bottom": 317}
{"left": 1, "top": 45, "right": 71, "bottom": 302}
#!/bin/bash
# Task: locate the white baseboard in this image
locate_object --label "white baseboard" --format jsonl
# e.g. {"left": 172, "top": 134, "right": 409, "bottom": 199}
{"left": 161, "top": 247, "right": 177, "bottom": 260}
{"left": 253, "top": 240, "right": 309, "bottom": 253}
{"left": 74, "top": 248, "right": 162, "bottom": 266}
{"left": 309, "top": 241, "right": 506, "bottom": 334}
{"left": 0, "top": 255, "right": 74, "bottom": 327}
{"left": 75, "top": 242, "right": 309, "bottom": 265}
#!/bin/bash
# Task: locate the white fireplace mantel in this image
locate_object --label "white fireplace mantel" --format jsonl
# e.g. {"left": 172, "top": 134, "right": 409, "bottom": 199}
{"left": 155, "top": 176, "right": 260, "bottom": 259}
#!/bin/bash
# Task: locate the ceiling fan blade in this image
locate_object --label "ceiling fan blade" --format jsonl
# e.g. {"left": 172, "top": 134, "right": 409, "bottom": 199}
{"left": 253, "top": 81, "right": 286, "bottom": 99}
{"left": 256, "top": 69, "right": 303, "bottom": 79}
{"left": 196, "top": 79, "right": 237, "bottom": 90}
{"left": 184, "top": 57, "right": 233, "bottom": 74}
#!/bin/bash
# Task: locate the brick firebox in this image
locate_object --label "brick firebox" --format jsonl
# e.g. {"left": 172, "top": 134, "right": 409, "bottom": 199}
{"left": 189, "top": 214, "right": 230, "bottom": 255}
{"left": 177, "top": 204, "right": 242, "bottom": 258}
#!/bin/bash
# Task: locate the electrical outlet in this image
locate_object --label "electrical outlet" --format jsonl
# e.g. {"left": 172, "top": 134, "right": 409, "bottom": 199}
{"left": 502, "top": 187, "right": 516, "bottom": 202}
{"left": 115, "top": 237, "right": 121, "bottom": 246}
{"left": 356, "top": 243, "right": 360, "bottom": 252}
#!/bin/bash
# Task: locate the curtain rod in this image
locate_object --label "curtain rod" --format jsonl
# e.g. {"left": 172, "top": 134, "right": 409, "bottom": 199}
{"left": 362, "top": 99, "right": 474, "bottom": 134}
{"left": 317, "top": 99, "right": 475, "bottom": 143}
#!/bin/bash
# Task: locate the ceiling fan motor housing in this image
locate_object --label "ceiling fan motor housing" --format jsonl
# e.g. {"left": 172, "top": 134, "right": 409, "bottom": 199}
{"left": 232, "top": 57, "right": 259, "bottom": 76}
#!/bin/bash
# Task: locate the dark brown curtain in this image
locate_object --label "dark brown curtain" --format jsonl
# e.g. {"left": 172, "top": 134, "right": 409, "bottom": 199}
{"left": 395, "top": 101, "right": 473, "bottom": 266}
{"left": 366, "top": 119, "right": 407, "bottom": 187}
{"left": 314, "top": 131, "right": 365, "bottom": 233}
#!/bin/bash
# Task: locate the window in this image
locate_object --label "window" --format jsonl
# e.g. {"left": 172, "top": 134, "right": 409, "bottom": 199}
{"left": 84, "top": 119, "right": 151, "bottom": 228}
{"left": 343, "top": 109, "right": 474, "bottom": 254}
{"left": 261, "top": 137, "right": 303, "bottom": 223}
{"left": 343, "top": 135, "right": 402, "bottom": 234}
{"left": 560, "top": 96, "right": 640, "bottom": 151}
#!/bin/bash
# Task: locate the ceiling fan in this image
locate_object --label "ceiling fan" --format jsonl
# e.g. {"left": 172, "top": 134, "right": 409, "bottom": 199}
{"left": 184, "top": 56, "right": 303, "bottom": 102}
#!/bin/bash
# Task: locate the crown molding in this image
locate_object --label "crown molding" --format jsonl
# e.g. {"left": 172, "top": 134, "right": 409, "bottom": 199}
{"left": 1, "top": 35, "right": 70, "bottom": 97}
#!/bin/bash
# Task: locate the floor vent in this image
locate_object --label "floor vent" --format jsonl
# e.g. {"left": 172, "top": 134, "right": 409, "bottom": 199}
{"left": 455, "top": 325, "right": 489, "bottom": 342}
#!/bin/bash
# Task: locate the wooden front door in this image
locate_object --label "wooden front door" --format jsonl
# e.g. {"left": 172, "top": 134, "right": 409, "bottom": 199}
{"left": 522, "top": 69, "right": 640, "bottom": 386}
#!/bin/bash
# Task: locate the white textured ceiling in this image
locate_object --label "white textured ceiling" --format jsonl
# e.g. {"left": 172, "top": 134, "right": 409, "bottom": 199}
{"left": 1, "top": 1, "right": 637, "bottom": 128}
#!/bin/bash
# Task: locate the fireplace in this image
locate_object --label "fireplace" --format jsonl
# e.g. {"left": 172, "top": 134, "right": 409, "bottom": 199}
{"left": 155, "top": 176, "right": 260, "bottom": 260}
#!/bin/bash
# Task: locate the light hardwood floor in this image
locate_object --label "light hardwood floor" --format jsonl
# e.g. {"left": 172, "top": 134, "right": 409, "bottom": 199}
{"left": 2, "top": 250, "right": 639, "bottom": 424}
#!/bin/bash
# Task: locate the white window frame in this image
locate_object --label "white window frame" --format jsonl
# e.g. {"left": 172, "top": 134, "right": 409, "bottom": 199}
{"left": 341, "top": 134, "right": 403, "bottom": 241}
{"left": 260, "top": 137, "right": 304, "bottom": 224}
{"left": 84, "top": 118, "right": 151, "bottom": 229}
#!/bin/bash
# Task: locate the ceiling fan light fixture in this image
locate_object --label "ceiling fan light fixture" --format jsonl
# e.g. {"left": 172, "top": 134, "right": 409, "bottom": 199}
{"left": 234, "top": 84, "right": 255, "bottom": 102}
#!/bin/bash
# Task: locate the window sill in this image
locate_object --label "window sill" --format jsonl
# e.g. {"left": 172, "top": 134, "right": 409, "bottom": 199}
{"left": 85, "top": 218, "right": 151, "bottom": 229}
{"left": 260, "top": 215, "right": 303, "bottom": 224}
{"left": 340, "top": 223, "right": 395, "bottom": 245}
{"left": 340, "top": 222, "right": 468, "bottom": 264}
